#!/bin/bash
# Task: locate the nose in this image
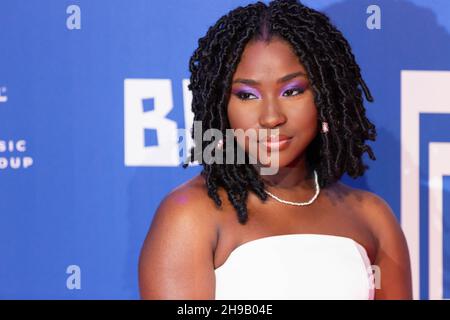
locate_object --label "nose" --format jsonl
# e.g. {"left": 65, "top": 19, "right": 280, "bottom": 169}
{"left": 259, "top": 103, "right": 287, "bottom": 129}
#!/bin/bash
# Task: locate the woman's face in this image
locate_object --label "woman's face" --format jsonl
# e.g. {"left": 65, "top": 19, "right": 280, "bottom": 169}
{"left": 227, "top": 37, "right": 319, "bottom": 168}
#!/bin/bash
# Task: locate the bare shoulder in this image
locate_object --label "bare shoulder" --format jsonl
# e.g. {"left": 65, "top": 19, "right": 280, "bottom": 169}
{"left": 170, "top": 172, "right": 218, "bottom": 212}
{"left": 138, "top": 173, "right": 219, "bottom": 299}
{"left": 335, "top": 182, "right": 412, "bottom": 298}
{"left": 345, "top": 183, "right": 401, "bottom": 234}
{"left": 337, "top": 182, "right": 400, "bottom": 232}
{"left": 150, "top": 173, "right": 218, "bottom": 239}
{"left": 333, "top": 182, "right": 398, "bottom": 226}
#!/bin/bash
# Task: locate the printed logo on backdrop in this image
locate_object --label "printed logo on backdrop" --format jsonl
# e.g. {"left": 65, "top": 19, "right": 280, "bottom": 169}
{"left": 0, "top": 140, "right": 33, "bottom": 170}
{"left": 0, "top": 86, "right": 33, "bottom": 170}
{"left": 124, "top": 78, "right": 216, "bottom": 168}
{"left": 401, "top": 70, "right": 450, "bottom": 300}
{"left": 0, "top": 86, "right": 7, "bottom": 103}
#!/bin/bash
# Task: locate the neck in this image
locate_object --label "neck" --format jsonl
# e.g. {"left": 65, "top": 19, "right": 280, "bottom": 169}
{"left": 254, "top": 153, "right": 315, "bottom": 191}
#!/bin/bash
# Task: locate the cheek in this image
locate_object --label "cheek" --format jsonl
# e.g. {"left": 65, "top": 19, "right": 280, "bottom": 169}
{"left": 227, "top": 102, "right": 257, "bottom": 150}
{"left": 288, "top": 100, "right": 318, "bottom": 131}
{"left": 227, "top": 102, "right": 254, "bottom": 130}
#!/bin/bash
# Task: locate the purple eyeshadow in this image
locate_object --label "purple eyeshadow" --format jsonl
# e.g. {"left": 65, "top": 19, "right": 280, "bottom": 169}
{"left": 232, "top": 80, "right": 308, "bottom": 99}
{"left": 232, "top": 86, "right": 261, "bottom": 98}
{"left": 280, "top": 81, "right": 307, "bottom": 94}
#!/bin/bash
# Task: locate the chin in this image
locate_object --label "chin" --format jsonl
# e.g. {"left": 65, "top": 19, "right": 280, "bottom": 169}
{"left": 254, "top": 152, "right": 297, "bottom": 169}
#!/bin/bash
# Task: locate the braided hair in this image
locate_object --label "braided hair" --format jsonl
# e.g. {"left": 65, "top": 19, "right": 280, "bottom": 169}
{"left": 182, "top": 0, "right": 377, "bottom": 225}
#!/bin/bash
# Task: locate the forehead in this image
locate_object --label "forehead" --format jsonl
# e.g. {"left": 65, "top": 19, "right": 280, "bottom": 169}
{"left": 233, "top": 38, "right": 307, "bottom": 77}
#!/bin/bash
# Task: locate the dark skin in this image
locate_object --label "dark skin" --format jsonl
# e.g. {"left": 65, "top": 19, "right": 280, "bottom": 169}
{"left": 139, "top": 37, "right": 413, "bottom": 300}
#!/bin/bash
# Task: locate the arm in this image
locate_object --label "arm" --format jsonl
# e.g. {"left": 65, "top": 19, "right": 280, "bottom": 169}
{"left": 138, "top": 188, "right": 218, "bottom": 299}
{"left": 367, "top": 193, "right": 413, "bottom": 299}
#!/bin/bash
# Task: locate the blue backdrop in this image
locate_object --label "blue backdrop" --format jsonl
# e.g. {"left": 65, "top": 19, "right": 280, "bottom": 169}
{"left": 1, "top": 0, "right": 449, "bottom": 299}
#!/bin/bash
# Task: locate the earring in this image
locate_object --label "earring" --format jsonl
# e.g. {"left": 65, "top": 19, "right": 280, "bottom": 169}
{"left": 321, "top": 121, "right": 329, "bottom": 133}
{"left": 216, "top": 139, "right": 224, "bottom": 150}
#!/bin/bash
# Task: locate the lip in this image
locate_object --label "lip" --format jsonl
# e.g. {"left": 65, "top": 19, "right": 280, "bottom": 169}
{"left": 259, "top": 135, "right": 293, "bottom": 151}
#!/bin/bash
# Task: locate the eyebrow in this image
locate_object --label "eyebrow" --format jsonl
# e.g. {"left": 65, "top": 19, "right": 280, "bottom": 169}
{"left": 232, "top": 71, "right": 308, "bottom": 85}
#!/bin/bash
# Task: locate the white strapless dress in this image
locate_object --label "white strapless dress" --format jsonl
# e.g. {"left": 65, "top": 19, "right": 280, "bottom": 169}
{"left": 214, "top": 234, "right": 375, "bottom": 300}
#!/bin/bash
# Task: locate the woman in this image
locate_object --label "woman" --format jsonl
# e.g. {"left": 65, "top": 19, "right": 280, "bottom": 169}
{"left": 139, "top": 0, "right": 413, "bottom": 299}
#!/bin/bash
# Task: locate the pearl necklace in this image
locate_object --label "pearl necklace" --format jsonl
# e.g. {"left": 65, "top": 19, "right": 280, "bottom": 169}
{"left": 264, "top": 170, "right": 320, "bottom": 206}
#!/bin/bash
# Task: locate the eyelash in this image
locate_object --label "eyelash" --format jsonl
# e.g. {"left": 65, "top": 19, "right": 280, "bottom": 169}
{"left": 234, "top": 87, "right": 305, "bottom": 101}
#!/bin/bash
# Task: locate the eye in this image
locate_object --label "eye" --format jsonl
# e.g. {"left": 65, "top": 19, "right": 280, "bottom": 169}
{"left": 234, "top": 92, "right": 257, "bottom": 101}
{"left": 282, "top": 87, "right": 305, "bottom": 97}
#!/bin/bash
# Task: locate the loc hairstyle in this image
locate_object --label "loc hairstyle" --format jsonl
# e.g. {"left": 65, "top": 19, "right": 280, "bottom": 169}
{"left": 182, "top": 0, "right": 377, "bottom": 225}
